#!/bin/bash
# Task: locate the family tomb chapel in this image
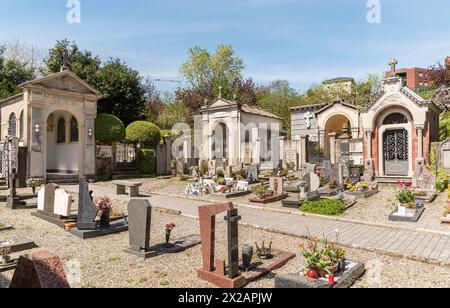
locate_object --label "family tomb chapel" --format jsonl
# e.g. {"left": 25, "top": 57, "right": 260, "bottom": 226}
{"left": 290, "top": 59, "right": 443, "bottom": 180}
{"left": 199, "top": 91, "right": 284, "bottom": 170}
{"left": 0, "top": 58, "right": 101, "bottom": 184}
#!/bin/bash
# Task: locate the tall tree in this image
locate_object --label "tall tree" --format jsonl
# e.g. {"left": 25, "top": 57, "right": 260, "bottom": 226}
{"left": 94, "top": 58, "right": 147, "bottom": 125}
{"left": 255, "top": 80, "right": 303, "bottom": 129}
{"left": 44, "top": 39, "right": 101, "bottom": 83}
{"left": 429, "top": 62, "right": 450, "bottom": 89}
{"left": 0, "top": 45, "right": 36, "bottom": 99}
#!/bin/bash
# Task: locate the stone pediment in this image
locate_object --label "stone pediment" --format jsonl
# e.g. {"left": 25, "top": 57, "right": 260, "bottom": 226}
{"left": 208, "top": 98, "right": 236, "bottom": 109}
{"left": 20, "top": 71, "right": 100, "bottom": 97}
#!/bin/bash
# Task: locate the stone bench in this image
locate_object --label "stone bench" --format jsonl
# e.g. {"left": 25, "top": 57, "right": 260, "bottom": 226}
{"left": 112, "top": 181, "right": 143, "bottom": 198}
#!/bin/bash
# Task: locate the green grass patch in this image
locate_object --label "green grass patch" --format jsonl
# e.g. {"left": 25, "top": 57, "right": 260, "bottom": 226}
{"left": 300, "top": 199, "right": 346, "bottom": 216}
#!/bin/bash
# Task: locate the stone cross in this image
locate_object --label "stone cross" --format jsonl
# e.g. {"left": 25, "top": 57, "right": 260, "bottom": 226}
{"left": 224, "top": 208, "right": 242, "bottom": 279}
{"left": 218, "top": 85, "right": 223, "bottom": 99}
{"left": 389, "top": 58, "right": 398, "bottom": 77}
{"left": 304, "top": 112, "right": 314, "bottom": 129}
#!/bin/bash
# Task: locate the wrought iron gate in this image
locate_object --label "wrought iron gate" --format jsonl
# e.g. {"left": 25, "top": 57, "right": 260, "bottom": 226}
{"left": 384, "top": 129, "right": 409, "bottom": 175}
{"left": 116, "top": 143, "right": 137, "bottom": 163}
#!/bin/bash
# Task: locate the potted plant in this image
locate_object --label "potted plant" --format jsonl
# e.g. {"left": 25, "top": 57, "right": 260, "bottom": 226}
{"left": 95, "top": 196, "right": 112, "bottom": 227}
{"left": 165, "top": 223, "right": 176, "bottom": 244}
{"left": 286, "top": 162, "right": 295, "bottom": 172}
{"left": 255, "top": 241, "right": 273, "bottom": 259}
{"left": 395, "top": 185, "right": 416, "bottom": 216}
{"left": 26, "top": 177, "right": 43, "bottom": 195}
{"left": 0, "top": 246, "right": 11, "bottom": 265}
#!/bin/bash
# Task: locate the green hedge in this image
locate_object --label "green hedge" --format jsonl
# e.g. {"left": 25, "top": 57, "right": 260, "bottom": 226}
{"left": 95, "top": 113, "right": 126, "bottom": 144}
{"left": 126, "top": 121, "right": 161, "bottom": 148}
{"left": 300, "top": 199, "right": 345, "bottom": 216}
{"left": 138, "top": 149, "right": 155, "bottom": 174}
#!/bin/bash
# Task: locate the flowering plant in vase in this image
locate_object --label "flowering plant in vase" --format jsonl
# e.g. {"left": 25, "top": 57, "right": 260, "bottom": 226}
{"left": 164, "top": 223, "right": 176, "bottom": 244}
{"left": 94, "top": 196, "right": 112, "bottom": 227}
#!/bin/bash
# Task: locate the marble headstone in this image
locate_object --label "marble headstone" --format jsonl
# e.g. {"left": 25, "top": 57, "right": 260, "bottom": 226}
{"left": 76, "top": 181, "right": 99, "bottom": 230}
{"left": 37, "top": 183, "right": 59, "bottom": 213}
{"left": 128, "top": 199, "right": 152, "bottom": 253}
{"left": 302, "top": 172, "right": 321, "bottom": 193}
{"left": 54, "top": 189, "right": 72, "bottom": 218}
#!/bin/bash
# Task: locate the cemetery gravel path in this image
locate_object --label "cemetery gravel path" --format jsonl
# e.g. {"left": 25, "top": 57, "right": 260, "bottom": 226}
{"left": 64, "top": 184, "right": 450, "bottom": 266}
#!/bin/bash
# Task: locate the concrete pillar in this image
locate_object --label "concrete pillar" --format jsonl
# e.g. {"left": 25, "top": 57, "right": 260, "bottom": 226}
{"left": 183, "top": 136, "right": 191, "bottom": 164}
{"left": 366, "top": 130, "right": 373, "bottom": 160}
{"left": 78, "top": 124, "right": 85, "bottom": 179}
{"left": 300, "top": 135, "right": 307, "bottom": 167}
{"left": 252, "top": 128, "right": 260, "bottom": 164}
{"left": 328, "top": 133, "right": 337, "bottom": 165}
{"left": 279, "top": 136, "right": 285, "bottom": 167}
{"left": 417, "top": 126, "right": 424, "bottom": 161}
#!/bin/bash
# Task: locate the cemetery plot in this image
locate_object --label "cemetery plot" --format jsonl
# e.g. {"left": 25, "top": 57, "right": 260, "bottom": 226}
{"left": 70, "top": 181, "right": 128, "bottom": 239}
{"left": 344, "top": 183, "right": 379, "bottom": 200}
{"left": 249, "top": 177, "right": 288, "bottom": 204}
{"left": 197, "top": 203, "right": 294, "bottom": 288}
{"left": 125, "top": 199, "right": 200, "bottom": 259}
{"left": 31, "top": 184, "right": 77, "bottom": 229}
{"left": 389, "top": 181, "right": 426, "bottom": 223}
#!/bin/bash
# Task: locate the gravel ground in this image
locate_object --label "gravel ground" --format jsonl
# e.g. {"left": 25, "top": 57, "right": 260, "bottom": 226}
{"left": 96, "top": 178, "right": 450, "bottom": 234}
{"left": 1, "top": 190, "right": 450, "bottom": 288}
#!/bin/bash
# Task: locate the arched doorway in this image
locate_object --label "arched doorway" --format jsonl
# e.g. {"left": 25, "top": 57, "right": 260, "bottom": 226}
{"left": 324, "top": 114, "right": 352, "bottom": 159}
{"left": 377, "top": 111, "right": 412, "bottom": 176}
{"left": 46, "top": 110, "right": 80, "bottom": 175}
{"left": 211, "top": 122, "right": 229, "bottom": 159}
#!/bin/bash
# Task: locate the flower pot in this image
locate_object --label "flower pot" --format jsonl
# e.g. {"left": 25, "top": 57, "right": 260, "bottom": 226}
{"left": 100, "top": 210, "right": 111, "bottom": 227}
{"left": 242, "top": 245, "right": 254, "bottom": 271}
{"left": 165, "top": 231, "right": 171, "bottom": 244}
{"left": 64, "top": 222, "right": 77, "bottom": 232}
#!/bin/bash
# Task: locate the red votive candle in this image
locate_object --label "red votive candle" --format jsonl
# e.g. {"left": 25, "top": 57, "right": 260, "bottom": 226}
{"left": 329, "top": 275, "right": 335, "bottom": 286}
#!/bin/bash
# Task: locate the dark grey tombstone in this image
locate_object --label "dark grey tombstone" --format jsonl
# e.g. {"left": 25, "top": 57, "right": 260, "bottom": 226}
{"left": 76, "top": 181, "right": 98, "bottom": 230}
{"left": 225, "top": 209, "right": 242, "bottom": 279}
{"left": 6, "top": 169, "right": 20, "bottom": 209}
{"left": 127, "top": 199, "right": 152, "bottom": 256}
{"left": 246, "top": 164, "right": 259, "bottom": 182}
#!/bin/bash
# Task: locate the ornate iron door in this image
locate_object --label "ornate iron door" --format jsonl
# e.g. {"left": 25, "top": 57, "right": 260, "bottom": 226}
{"left": 383, "top": 129, "right": 409, "bottom": 175}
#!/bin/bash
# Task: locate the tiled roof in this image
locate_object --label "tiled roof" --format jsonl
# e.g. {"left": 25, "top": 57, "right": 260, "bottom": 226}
{"left": 240, "top": 104, "right": 282, "bottom": 120}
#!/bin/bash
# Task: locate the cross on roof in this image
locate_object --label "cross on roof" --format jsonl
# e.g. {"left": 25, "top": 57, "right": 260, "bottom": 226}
{"left": 388, "top": 58, "right": 398, "bottom": 77}
{"left": 60, "top": 50, "right": 69, "bottom": 72}
{"left": 218, "top": 85, "right": 223, "bottom": 99}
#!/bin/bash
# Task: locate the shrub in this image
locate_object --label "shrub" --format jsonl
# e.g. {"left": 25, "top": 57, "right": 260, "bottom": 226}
{"left": 200, "top": 160, "right": 209, "bottom": 176}
{"left": 126, "top": 121, "right": 161, "bottom": 148}
{"left": 216, "top": 169, "right": 225, "bottom": 178}
{"left": 138, "top": 149, "right": 155, "bottom": 174}
{"left": 95, "top": 113, "right": 125, "bottom": 144}
{"left": 300, "top": 199, "right": 345, "bottom": 216}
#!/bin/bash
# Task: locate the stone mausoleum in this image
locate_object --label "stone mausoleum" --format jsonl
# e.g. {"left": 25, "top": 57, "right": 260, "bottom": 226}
{"left": 291, "top": 62, "right": 443, "bottom": 179}
{"left": 0, "top": 69, "right": 101, "bottom": 184}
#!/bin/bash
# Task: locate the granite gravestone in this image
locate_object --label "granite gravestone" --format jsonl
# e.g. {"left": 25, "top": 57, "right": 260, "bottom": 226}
{"left": 127, "top": 199, "right": 152, "bottom": 258}
{"left": 198, "top": 203, "right": 246, "bottom": 288}
{"left": 330, "top": 165, "right": 341, "bottom": 185}
{"left": 269, "top": 177, "right": 284, "bottom": 196}
{"left": 6, "top": 168, "right": 20, "bottom": 209}
{"left": 76, "top": 181, "right": 98, "bottom": 230}
{"left": 413, "top": 160, "right": 436, "bottom": 191}
{"left": 9, "top": 250, "right": 70, "bottom": 289}
{"left": 363, "top": 160, "right": 374, "bottom": 183}
{"left": 246, "top": 165, "right": 259, "bottom": 183}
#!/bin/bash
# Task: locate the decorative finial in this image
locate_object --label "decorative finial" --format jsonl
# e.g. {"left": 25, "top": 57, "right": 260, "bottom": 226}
{"left": 388, "top": 58, "right": 398, "bottom": 77}
{"left": 60, "top": 49, "right": 69, "bottom": 72}
{"left": 218, "top": 85, "right": 223, "bottom": 99}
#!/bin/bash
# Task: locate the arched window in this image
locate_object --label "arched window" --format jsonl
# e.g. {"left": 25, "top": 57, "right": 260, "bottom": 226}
{"left": 383, "top": 113, "right": 408, "bottom": 125}
{"left": 70, "top": 116, "right": 79, "bottom": 142}
{"left": 57, "top": 117, "right": 66, "bottom": 143}
{"left": 8, "top": 113, "right": 16, "bottom": 137}
{"left": 19, "top": 111, "right": 24, "bottom": 140}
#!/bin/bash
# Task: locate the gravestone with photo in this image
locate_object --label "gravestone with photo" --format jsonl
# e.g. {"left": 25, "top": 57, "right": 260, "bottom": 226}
{"left": 249, "top": 177, "right": 288, "bottom": 204}
{"left": 246, "top": 165, "right": 259, "bottom": 183}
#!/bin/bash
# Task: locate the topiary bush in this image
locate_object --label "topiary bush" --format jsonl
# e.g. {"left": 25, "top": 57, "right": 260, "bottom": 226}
{"left": 95, "top": 113, "right": 126, "bottom": 144}
{"left": 138, "top": 149, "right": 155, "bottom": 174}
{"left": 300, "top": 199, "right": 345, "bottom": 216}
{"left": 126, "top": 121, "right": 161, "bottom": 148}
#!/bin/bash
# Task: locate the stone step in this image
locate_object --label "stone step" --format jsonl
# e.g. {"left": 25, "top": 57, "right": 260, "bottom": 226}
{"left": 375, "top": 176, "right": 412, "bottom": 184}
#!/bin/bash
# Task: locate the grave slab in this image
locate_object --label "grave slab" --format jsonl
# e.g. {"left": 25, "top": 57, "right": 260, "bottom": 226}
{"left": 0, "top": 224, "right": 13, "bottom": 232}
{"left": 344, "top": 189, "right": 379, "bottom": 200}
{"left": 70, "top": 221, "right": 129, "bottom": 239}
{"left": 275, "top": 260, "right": 365, "bottom": 288}
{"left": 389, "top": 207, "right": 425, "bottom": 222}
{"left": 125, "top": 234, "right": 201, "bottom": 259}
{"left": 0, "top": 237, "right": 38, "bottom": 253}
{"left": 31, "top": 211, "right": 77, "bottom": 229}
{"left": 282, "top": 193, "right": 320, "bottom": 209}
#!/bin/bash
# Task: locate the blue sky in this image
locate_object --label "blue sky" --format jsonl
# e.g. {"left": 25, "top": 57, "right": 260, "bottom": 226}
{"left": 1, "top": 0, "right": 449, "bottom": 92}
